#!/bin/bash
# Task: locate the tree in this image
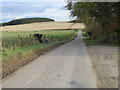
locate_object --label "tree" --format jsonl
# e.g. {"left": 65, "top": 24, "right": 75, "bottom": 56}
{"left": 66, "top": 2, "right": 119, "bottom": 43}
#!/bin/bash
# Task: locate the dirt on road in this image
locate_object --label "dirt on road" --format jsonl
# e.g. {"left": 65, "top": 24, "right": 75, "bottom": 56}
{"left": 87, "top": 45, "right": 118, "bottom": 88}
{"left": 0, "top": 22, "right": 85, "bottom": 32}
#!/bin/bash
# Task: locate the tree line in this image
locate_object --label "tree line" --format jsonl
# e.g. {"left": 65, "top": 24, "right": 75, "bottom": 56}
{"left": 66, "top": 2, "right": 119, "bottom": 44}
{"left": 1, "top": 18, "right": 55, "bottom": 26}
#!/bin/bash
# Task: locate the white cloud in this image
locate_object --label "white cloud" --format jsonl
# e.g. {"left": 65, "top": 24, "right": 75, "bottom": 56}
{"left": 1, "top": 1, "right": 70, "bottom": 22}
{"left": 2, "top": 0, "right": 67, "bottom": 2}
{"left": 39, "top": 8, "right": 70, "bottom": 21}
{"left": 2, "top": 8, "right": 70, "bottom": 21}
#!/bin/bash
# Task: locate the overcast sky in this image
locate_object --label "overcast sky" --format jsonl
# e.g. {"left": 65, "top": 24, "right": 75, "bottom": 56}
{"left": 1, "top": 0, "right": 71, "bottom": 22}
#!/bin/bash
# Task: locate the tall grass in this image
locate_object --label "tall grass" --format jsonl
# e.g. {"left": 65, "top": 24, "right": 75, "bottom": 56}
{"left": 1, "top": 30, "right": 78, "bottom": 78}
{"left": 2, "top": 30, "right": 78, "bottom": 61}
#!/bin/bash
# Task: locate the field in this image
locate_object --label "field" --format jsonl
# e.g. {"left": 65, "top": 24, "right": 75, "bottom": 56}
{"left": 1, "top": 30, "right": 78, "bottom": 78}
{"left": 0, "top": 22, "right": 85, "bottom": 32}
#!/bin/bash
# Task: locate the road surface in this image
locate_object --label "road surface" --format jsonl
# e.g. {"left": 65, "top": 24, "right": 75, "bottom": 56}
{"left": 2, "top": 31, "right": 97, "bottom": 88}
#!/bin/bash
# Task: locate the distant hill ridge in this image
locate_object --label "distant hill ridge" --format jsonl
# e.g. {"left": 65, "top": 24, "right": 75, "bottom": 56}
{"left": 1, "top": 18, "right": 55, "bottom": 26}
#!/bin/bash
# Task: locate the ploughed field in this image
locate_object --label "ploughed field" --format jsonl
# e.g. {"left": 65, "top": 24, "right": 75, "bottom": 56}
{"left": 1, "top": 30, "right": 78, "bottom": 78}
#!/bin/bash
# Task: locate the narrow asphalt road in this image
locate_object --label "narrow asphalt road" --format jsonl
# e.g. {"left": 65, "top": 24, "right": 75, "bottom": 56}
{"left": 2, "top": 30, "right": 97, "bottom": 88}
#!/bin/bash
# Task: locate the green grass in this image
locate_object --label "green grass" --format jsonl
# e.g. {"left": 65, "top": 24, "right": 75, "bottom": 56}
{"left": 82, "top": 30, "right": 119, "bottom": 46}
{"left": 1, "top": 30, "right": 76, "bottom": 48}
{"left": 82, "top": 30, "right": 88, "bottom": 37}
{"left": 2, "top": 30, "right": 78, "bottom": 62}
{"left": 1, "top": 30, "right": 75, "bottom": 39}
{"left": 83, "top": 38, "right": 104, "bottom": 45}
{"left": 2, "top": 42, "right": 54, "bottom": 62}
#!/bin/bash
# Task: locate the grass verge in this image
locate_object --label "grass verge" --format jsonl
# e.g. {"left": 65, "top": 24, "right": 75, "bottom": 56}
{"left": 82, "top": 30, "right": 119, "bottom": 47}
{"left": 2, "top": 30, "right": 78, "bottom": 78}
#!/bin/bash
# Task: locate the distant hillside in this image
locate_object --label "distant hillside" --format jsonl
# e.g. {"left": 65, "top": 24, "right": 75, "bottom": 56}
{"left": 1, "top": 18, "right": 55, "bottom": 26}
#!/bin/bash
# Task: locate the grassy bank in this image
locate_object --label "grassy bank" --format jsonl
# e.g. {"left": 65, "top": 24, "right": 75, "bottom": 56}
{"left": 82, "top": 30, "right": 119, "bottom": 46}
{"left": 1, "top": 30, "right": 78, "bottom": 78}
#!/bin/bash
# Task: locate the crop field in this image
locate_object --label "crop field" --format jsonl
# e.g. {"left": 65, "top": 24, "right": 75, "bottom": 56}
{"left": 0, "top": 22, "right": 85, "bottom": 32}
{"left": 2, "top": 30, "right": 77, "bottom": 60}
{"left": 1, "top": 30, "right": 78, "bottom": 77}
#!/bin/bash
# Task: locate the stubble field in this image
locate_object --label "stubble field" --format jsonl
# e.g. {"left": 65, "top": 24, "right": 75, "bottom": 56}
{"left": 0, "top": 22, "right": 85, "bottom": 32}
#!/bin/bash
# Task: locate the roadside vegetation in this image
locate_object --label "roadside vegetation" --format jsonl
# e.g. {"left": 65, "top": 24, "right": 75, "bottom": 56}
{"left": 1, "top": 30, "right": 78, "bottom": 78}
{"left": 82, "top": 30, "right": 119, "bottom": 46}
{"left": 66, "top": 2, "right": 119, "bottom": 46}
{"left": 66, "top": 2, "right": 119, "bottom": 88}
